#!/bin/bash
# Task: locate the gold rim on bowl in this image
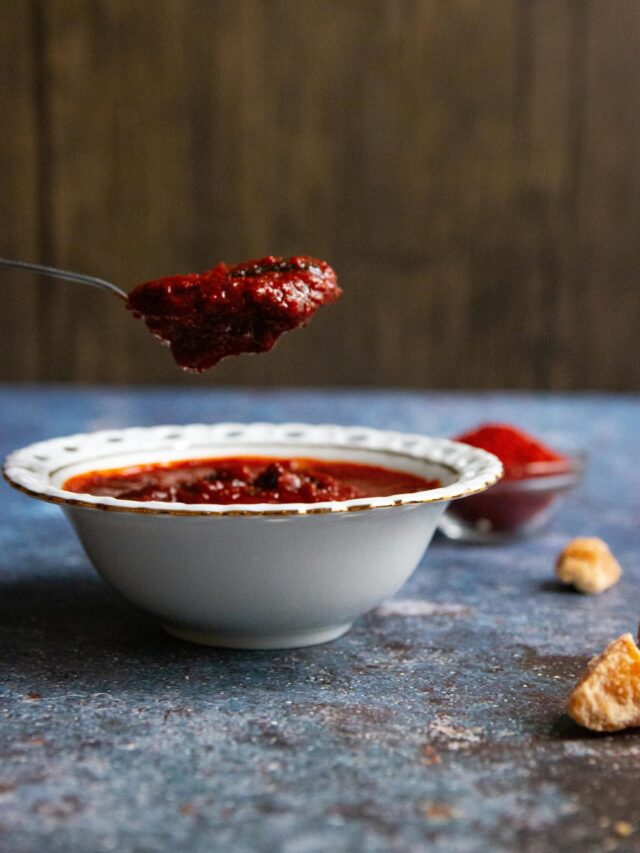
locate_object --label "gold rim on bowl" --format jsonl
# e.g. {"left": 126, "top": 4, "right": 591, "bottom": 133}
{"left": 3, "top": 423, "right": 504, "bottom": 518}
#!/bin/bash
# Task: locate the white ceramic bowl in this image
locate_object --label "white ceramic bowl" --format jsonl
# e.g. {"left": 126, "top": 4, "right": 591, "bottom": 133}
{"left": 3, "top": 423, "right": 502, "bottom": 649}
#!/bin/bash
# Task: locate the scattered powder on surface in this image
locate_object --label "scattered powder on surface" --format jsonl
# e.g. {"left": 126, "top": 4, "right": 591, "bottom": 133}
{"left": 426, "top": 716, "right": 483, "bottom": 750}
{"left": 375, "top": 599, "right": 472, "bottom": 618}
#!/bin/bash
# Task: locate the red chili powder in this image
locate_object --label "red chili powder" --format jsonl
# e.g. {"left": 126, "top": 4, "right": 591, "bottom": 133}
{"left": 454, "top": 423, "right": 568, "bottom": 479}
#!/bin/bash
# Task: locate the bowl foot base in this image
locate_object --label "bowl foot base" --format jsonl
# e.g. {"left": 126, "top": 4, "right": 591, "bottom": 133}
{"left": 162, "top": 622, "right": 353, "bottom": 650}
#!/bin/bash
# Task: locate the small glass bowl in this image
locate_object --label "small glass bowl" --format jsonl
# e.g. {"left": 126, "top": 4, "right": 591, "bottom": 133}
{"left": 439, "top": 454, "right": 586, "bottom": 543}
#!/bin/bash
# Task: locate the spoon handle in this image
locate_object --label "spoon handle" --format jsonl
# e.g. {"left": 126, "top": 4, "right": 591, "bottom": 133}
{"left": 0, "top": 258, "right": 128, "bottom": 300}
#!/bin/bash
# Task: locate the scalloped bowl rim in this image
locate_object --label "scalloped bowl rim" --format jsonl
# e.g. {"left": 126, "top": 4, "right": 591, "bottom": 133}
{"left": 3, "top": 423, "right": 503, "bottom": 517}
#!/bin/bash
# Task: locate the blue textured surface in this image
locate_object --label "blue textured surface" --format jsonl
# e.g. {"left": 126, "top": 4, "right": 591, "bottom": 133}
{"left": 1, "top": 386, "right": 640, "bottom": 852}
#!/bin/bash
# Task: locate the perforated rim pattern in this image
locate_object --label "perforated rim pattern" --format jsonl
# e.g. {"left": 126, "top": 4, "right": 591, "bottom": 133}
{"left": 3, "top": 423, "right": 503, "bottom": 517}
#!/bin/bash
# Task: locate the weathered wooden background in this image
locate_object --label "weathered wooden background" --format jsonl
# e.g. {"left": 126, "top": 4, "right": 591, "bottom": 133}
{"left": 2, "top": 0, "right": 639, "bottom": 389}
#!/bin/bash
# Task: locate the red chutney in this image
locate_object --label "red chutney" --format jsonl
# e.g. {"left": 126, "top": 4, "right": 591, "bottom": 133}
{"left": 63, "top": 457, "right": 439, "bottom": 505}
{"left": 126, "top": 256, "right": 341, "bottom": 372}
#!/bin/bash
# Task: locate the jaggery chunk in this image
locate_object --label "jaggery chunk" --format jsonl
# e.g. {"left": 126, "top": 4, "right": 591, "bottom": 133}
{"left": 568, "top": 634, "right": 640, "bottom": 731}
{"left": 555, "top": 537, "right": 621, "bottom": 594}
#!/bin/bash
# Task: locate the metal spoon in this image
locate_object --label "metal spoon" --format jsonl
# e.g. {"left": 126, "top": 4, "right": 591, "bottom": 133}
{"left": 0, "top": 258, "right": 128, "bottom": 300}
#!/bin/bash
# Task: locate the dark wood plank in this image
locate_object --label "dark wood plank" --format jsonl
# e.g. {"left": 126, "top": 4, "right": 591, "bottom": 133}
{"left": 2, "top": 0, "right": 640, "bottom": 389}
{"left": 0, "top": 2, "right": 41, "bottom": 381}
{"left": 570, "top": 0, "right": 640, "bottom": 391}
{"left": 37, "top": 0, "right": 196, "bottom": 381}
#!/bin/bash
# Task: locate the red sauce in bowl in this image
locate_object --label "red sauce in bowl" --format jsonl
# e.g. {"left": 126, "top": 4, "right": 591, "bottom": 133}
{"left": 64, "top": 457, "right": 439, "bottom": 505}
{"left": 127, "top": 256, "right": 341, "bottom": 372}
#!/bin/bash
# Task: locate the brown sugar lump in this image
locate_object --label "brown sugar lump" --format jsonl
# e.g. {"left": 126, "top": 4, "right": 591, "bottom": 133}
{"left": 568, "top": 634, "right": 640, "bottom": 731}
{"left": 555, "top": 537, "right": 621, "bottom": 594}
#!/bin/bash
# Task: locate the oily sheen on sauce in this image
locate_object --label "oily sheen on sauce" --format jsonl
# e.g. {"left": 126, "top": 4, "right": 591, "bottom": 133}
{"left": 64, "top": 457, "right": 439, "bottom": 505}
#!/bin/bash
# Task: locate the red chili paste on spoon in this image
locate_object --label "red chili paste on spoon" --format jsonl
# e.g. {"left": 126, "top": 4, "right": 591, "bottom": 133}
{"left": 127, "top": 255, "right": 340, "bottom": 372}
